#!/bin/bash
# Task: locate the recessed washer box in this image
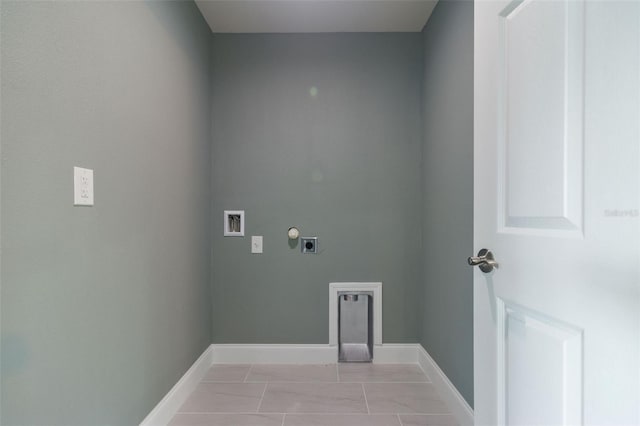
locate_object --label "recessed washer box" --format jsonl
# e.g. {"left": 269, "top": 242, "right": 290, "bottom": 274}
{"left": 301, "top": 237, "right": 318, "bottom": 253}
{"left": 224, "top": 210, "right": 244, "bottom": 237}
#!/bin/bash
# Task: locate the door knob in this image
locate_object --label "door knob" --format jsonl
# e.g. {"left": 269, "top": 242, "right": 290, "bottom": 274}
{"left": 468, "top": 249, "right": 498, "bottom": 273}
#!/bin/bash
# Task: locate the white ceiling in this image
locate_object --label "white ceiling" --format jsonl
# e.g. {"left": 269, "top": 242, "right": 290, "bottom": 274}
{"left": 194, "top": 1, "right": 438, "bottom": 33}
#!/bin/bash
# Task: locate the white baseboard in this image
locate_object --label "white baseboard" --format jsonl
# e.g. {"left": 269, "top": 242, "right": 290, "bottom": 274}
{"left": 417, "top": 345, "right": 474, "bottom": 426}
{"left": 210, "top": 343, "right": 418, "bottom": 364}
{"left": 211, "top": 344, "right": 337, "bottom": 364}
{"left": 139, "top": 345, "right": 213, "bottom": 426}
{"left": 140, "top": 343, "right": 473, "bottom": 426}
{"left": 372, "top": 343, "right": 419, "bottom": 363}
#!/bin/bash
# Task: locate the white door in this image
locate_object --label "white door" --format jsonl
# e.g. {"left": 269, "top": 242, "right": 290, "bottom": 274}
{"left": 473, "top": 1, "right": 639, "bottom": 425}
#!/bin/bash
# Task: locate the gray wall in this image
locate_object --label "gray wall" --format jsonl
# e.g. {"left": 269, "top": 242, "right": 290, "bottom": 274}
{"left": 420, "top": 0, "right": 475, "bottom": 407}
{"left": 0, "top": 2, "right": 212, "bottom": 424}
{"left": 210, "top": 34, "right": 423, "bottom": 344}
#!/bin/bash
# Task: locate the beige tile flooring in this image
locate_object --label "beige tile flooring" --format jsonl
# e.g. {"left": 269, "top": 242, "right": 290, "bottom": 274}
{"left": 170, "top": 364, "right": 458, "bottom": 426}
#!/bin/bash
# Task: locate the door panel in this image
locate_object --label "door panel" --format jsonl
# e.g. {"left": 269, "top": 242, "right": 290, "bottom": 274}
{"left": 497, "top": 300, "right": 582, "bottom": 426}
{"left": 498, "top": 0, "right": 584, "bottom": 234}
{"left": 474, "top": 1, "right": 639, "bottom": 425}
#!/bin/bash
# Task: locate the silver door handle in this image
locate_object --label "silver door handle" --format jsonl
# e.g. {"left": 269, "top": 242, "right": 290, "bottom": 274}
{"left": 468, "top": 248, "right": 498, "bottom": 273}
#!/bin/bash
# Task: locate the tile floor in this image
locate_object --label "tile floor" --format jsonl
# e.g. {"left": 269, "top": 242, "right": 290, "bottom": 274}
{"left": 170, "top": 364, "right": 458, "bottom": 426}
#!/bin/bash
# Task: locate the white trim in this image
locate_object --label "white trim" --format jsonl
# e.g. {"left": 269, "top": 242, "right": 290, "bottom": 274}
{"left": 210, "top": 343, "right": 417, "bottom": 364}
{"left": 140, "top": 343, "right": 473, "bottom": 426}
{"left": 211, "top": 344, "right": 337, "bottom": 364}
{"left": 371, "top": 343, "right": 418, "bottom": 363}
{"left": 417, "top": 345, "right": 474, "bottom": 426}
{"left": 139, "top": 345, "right": 213, "bottom": 426}
{"left": 329, "top": 282, "right": 382, "bottom": 347}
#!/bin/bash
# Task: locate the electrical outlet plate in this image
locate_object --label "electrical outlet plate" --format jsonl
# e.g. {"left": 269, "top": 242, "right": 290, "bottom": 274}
{"left": 74, "top": 166, "right": 94, "bottom": 206}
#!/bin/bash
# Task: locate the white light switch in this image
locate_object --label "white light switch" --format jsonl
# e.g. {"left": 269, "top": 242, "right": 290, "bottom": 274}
{"left": 251, "top": 236, "right": 263, "bottom": 254}
{"left": 74, "top": 166, "right": 94, "bottom": 206}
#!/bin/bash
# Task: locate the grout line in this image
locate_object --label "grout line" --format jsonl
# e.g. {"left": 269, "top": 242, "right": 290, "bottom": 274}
{"left": 338, "top": 381, "right": 430, "bottom": 384}
{"left": 361, "top": 383, "right": 370, "bottom": 415}
{"left": 203, "top": 380, "right": 429, "bottom": 384}
{"left": 197, "top": 380, "right": 438, "bottom": 384}
{"left": 243, "top": 380, "right": 345, "bottom": 384}
{"left": 178, "top": 411, "right": 286, "bottom": 415}
{"left": 243, "top": 364, "right": 253, "bottom": 382}
{"left": 255, "top": 383, "right": 268, "bottom": 413}
{"left": 179, "top": 411, "right": 426, "bottom": 415}
{"left": 176, "top": 411, "right": 453, "bottom": 417}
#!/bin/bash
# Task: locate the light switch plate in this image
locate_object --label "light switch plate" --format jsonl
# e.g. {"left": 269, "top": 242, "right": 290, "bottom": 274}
{"left": 74, "top": 166, "right": 94, "bottom": 206}
{"left": 251, "top": 236, "right": 263, "bottom": 254}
